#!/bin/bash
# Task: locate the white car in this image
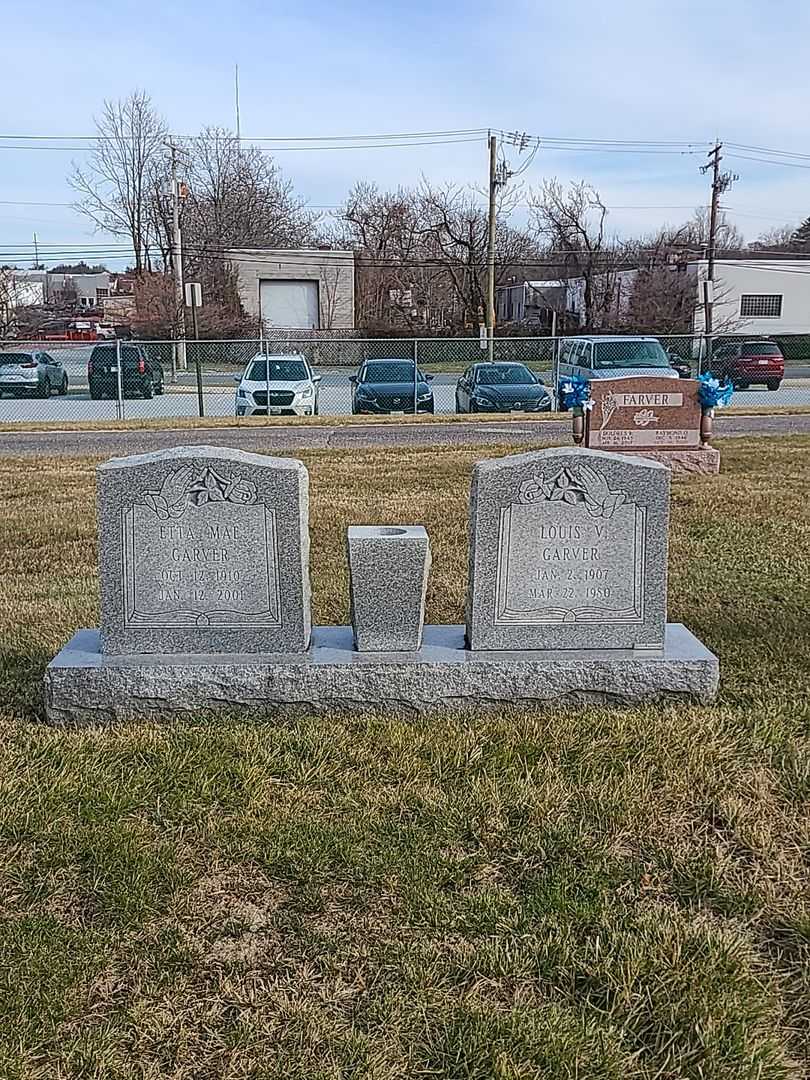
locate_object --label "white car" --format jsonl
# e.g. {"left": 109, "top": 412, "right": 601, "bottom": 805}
{"left": 234, "top": 353, "right": 321, "bottom": 417}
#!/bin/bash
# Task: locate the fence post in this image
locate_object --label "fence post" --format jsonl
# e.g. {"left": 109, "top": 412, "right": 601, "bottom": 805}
{"left": 115, "top": 338, "right": 124, "bottom": 421}
{"left": 413, "top": 340, "right": 418, "bottom": 415}
{"left": 190, "top": 292, "right": 204, "bottom": 419}
{"left": 264, "top": 337, "right": 270, "bottom": 426}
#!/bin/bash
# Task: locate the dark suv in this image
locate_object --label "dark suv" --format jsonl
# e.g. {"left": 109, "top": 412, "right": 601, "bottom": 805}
{"left": 710, "top": 340, "right": 784, "bottom": 391}
{"left": 88, "top": 344, "right": 165, "bottom": 399}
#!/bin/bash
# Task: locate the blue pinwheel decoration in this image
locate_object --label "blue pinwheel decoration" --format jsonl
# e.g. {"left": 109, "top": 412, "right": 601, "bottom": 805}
{"left": 558, "top": 376, "right": 593, "bottom": 413}
{"left": 697, "top": 372, "right": 733, "bottom": 410}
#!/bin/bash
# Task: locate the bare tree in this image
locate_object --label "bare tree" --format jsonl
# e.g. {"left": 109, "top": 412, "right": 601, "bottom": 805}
{"left": 145, "top": 127, "right": 319, "bottom": 316}
{"left": 528, "top": 179, "right": 630, "bottom": 328}
{"left": 71, "top": 92, "right": 167, "bottom": 273}
{"left": 330, "top": 182, "right": 433, "bottom": 330}
{"left": 130, "top": 269, "right": 260, "bottom": 340}
{"left": 0, "top": 270, "right": 25, "bottom": 336}
{"left": 618, "top": 267, "right": 698, "bottom": 334}
{"left": 156, "top": 128, "right": 318, "bottom": 258}
{"left": 320, "top": 266, "right": 345, "bottom": 330}
{"left": 333, "top": 179, "right": 541, "bottom": 332}
{"left": 419, "top": 180, "right": 538, "bottom": 327}
{"left": 50, "top": 277, "right": 79, "bottom": 308}
{"left": 749, "top": 223, "right": 795, "bottom": 251}
{"left": 658, "top": 207, "right": 744, "bottom": 256}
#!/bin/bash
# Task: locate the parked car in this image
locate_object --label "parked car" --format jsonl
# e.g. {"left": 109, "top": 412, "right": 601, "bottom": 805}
{"left": 455, "top": 362, "right": 552, "bottom": 413}
{"left": 234, "top": 353, "right": 320, "bottom": 416}
{"left": 350, "top": 359, "right": 434, "bottom": 414}
{"left": 88, "top": 343, "right": 164, "bottom": 399}
{"left": 0, "top": 350, "right": 68, "bottom": 397}
{"left": 710, "top": 340, "right": 784, "bottom": 390}
{"left": 667, "top": 352, "right": 692, "bottom": 378}
{"left": 555, "top": 335, "right": 678, "bottom": 409}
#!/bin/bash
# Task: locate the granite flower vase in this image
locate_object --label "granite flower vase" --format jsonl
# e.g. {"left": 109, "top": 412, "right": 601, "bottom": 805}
{"left": 347, "top": 525, "right": 431, "bottom": 652}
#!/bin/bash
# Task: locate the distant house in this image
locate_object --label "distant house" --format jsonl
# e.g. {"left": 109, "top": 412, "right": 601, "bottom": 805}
{"left": 227, "top": 249, "right": 355, "bottom": 330}
{"left": 8, "top": 269, "right": 110, "bottom": 309}
{"left": 46, "top": 270, "right": 110, "bottom": 308}
{"left": 565, "top": 258, "right": 810, "bottom": 337}
{"left": 690, "top": 259, "right": 810, "bottom": 336}
{"left": 496, "top": 279, "right": 584, "bottom": 331}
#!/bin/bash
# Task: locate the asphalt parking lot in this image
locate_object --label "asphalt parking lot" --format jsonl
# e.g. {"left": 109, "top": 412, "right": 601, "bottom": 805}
{"left": 1, "top": 347, "right": 809, "bottom": 422}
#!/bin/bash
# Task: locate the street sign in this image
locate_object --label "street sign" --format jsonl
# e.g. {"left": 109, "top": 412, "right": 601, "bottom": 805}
{"left": 184, "top": 282, "right": 202, "bottom": 307}
{"left": 479, "top": 324, "right": 488, "bottom": 350}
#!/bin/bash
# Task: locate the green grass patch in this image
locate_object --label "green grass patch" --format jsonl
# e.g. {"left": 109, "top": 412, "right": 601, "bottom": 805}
{"left": 0, "top": 438, "right": 808, "bottom": 1077}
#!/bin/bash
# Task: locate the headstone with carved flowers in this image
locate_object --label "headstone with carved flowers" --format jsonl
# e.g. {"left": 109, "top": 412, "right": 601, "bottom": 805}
{"left": 466, "top": 446, "right": 670, "bottom": 651}
{"left": 97, "top": 446, "right": 310, "bottom": 654}
{"left": 43, "top": 442, "right": 718, "bottom": 725}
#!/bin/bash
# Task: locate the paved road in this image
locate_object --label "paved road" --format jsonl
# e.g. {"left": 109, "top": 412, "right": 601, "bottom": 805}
{"left": 0, "top": 413, "right": 808, "bottom": 459}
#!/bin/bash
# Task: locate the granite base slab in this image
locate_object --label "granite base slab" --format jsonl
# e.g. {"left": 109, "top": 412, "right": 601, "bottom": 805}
{"left": 43, "top": 625, "right": 719, "bottom": 725}
{"left": 608, "top": 448, "right": 721, "bottom": 475}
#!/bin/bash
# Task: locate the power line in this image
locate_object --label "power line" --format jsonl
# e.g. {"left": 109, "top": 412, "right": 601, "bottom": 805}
{"left": 0, "top": 246, "right": 665, "bottom": 268}
{"left": 726, "top": 141, "right": 810, "bottom": 161}
{"left": 0, "top": 198, "right": 719, "bottom": 212}
{"left": 0, "top": 135, "right": 487, "bottom": 154}
{"left": 0, "top": 199, "right": 74, "bottom": 207}
{"left": 0, "top": 127, "right": 704, "bottom": 148}
{"left": 8, "top": 242, "right": 810, "bottom": 271}
{"left": 0, "top": 127, "right": 489, "bottom": 143}
{"left": 0, "top": 127, "right": 714, "bottom": 159}
{"left": 726, "top": 152, "right": 810, "bottom": 170}
{"left": 520, "top": 136, "right": 709, "bottom": 147}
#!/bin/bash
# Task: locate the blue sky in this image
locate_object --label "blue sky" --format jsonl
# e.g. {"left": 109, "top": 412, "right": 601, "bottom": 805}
{"left": 2, "top": 0, "right": 810, "bottom": 265}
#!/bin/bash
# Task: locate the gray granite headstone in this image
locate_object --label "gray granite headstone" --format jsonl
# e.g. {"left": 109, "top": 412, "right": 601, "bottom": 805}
{"left": 466, "top": 447, "right": 669, "bottom": 651}
{"left": 347, "top": 525, "right": 430, "bottom": 651}
{"left": 98, "top": 446, "right": 310, "bottom": 655}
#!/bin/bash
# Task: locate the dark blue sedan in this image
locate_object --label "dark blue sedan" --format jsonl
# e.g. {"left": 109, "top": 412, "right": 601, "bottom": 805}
{"left": 455, "top": 362, "right": 551, "bottom": 413}
{"left": 350, "top": 359, "right": 434, "bottom": 414}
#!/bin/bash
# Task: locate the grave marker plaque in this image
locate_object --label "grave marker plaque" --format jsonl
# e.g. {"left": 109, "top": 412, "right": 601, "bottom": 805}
{"left": 466, "top": 447, "right": 669, "bottom": 651}
{"left": 98, "top": 446, "right": 310, "bottom": 654}
{"left": 585, "top": 377, "right": 702, "bottom": 451}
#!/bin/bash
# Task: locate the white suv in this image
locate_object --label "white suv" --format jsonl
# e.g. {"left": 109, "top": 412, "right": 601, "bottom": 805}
{"left": 235, "top": 353, "right": 321, "bottom": 417}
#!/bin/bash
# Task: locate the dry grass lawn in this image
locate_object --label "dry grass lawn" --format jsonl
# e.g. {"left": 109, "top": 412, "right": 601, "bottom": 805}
{"left": 1, "top": 402, "right": 809, "bottom": 435}
{"left": 0, "top": 437, "right": 808, "bottom": 1078}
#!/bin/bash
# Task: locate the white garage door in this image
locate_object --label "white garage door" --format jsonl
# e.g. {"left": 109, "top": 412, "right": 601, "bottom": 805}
{"left": 259, "top": 279, "right": 320, "bottom": 329}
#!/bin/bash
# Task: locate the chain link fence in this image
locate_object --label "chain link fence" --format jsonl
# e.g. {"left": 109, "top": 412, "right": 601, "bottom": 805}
{"left": 0, "top": 333, "right": 807, "bottom": 424}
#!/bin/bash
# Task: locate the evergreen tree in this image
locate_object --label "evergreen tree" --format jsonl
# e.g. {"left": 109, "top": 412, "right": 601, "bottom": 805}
{"left": 790, "top": 216, "right": 810, "bottom": 250}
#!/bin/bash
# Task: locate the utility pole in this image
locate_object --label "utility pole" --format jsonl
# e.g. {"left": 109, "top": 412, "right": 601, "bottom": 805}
{"left": 486, "top": 132, "right": 498, "bottom": 362}
{"left": 235, "top": 64, "right": 241, "bottom": 145}
{"left": 185, "top": 282, "right": 204, "bottom": 418}
{"left": 32, "top": 232, "right": 39, "bottom": 270}
{"left": 166, "top": 139, "right": 187, "bottom": 373}
{"left": 700, "top": 142, "right": 737, "bottom": 370}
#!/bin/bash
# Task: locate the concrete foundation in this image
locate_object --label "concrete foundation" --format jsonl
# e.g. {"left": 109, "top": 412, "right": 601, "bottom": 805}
{"left": 44, "top": 624, "right": 719, "bottom": 725}
{"left": 609, "top": 448, "right": 721, "bottom": 475}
